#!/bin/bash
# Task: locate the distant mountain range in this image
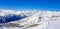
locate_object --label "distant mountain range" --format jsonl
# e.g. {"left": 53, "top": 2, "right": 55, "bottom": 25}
{"left": 0, "top": 10, "right": 36, "bottom": 23}
{"left": 0, "top": 14, "right": 27, "bottom": 23}
{"left": 0, "top": 10, "right": 60, "bottom": 29}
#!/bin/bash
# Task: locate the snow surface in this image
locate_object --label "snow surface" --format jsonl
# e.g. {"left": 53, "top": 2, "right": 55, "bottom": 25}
{"left": 0, "top": 10, "right": 60, "bottom": 29}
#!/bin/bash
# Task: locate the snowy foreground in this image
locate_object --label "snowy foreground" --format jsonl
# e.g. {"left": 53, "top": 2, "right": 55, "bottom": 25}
{"left": 0, "top": 10, "right": 60, "bottom": 29}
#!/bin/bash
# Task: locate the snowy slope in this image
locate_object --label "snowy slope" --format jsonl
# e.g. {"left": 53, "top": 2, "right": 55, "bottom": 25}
{"left": 0, "top": 10, "right": 60, "bottom": 29}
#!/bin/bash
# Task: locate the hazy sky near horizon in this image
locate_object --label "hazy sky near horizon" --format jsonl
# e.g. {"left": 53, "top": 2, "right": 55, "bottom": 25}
{"left": 0, "top": 0, "right": 60, "bottom": 11}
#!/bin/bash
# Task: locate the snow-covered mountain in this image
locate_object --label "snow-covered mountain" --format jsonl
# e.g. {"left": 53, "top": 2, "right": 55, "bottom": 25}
{"left": 0, "top": 10, "right": 60, "bottom": 29}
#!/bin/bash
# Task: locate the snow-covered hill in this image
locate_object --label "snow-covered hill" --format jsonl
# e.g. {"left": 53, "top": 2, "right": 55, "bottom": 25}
{"left": 0, "top": 10, "right": 60, "bottom": 29}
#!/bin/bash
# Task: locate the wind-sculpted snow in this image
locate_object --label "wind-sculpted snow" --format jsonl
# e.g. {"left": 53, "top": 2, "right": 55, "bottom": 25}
{"left": 0, "top": 10, "right": 60, "bottom": 29}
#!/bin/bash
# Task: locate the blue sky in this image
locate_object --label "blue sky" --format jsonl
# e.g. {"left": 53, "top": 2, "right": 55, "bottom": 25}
{"left": 0, "top": 0, "right": 60, "bottom": 11}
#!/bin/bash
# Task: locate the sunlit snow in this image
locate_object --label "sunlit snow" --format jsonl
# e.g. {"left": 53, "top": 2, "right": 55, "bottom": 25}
{"left": 0, "top": 9, "right": 60, "bottom": 29}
